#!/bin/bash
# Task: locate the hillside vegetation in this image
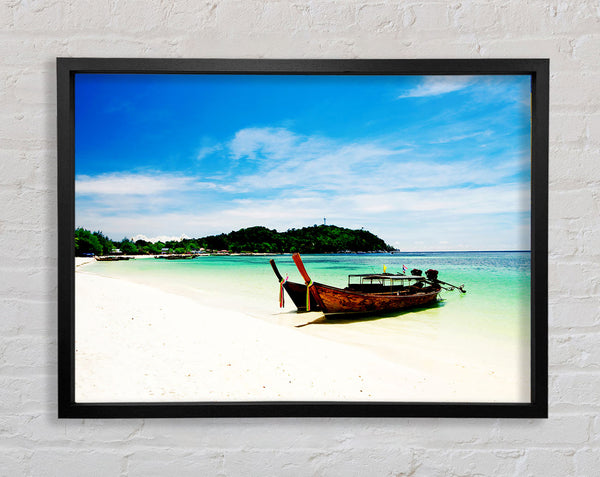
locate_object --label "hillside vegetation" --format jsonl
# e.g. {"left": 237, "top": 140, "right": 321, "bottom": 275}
{"left": 74, "top": 225, "right": 394, "bottom": 256}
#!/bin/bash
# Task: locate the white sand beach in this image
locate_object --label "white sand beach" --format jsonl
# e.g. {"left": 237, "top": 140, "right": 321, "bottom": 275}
{"left": 75, "top": 259, "right": 529, "bottom": 403}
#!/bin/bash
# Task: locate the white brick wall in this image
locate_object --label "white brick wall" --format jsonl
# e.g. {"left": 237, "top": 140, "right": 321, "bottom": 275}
{"left": 1, "top": 1, "right": 598, "bottom": 475}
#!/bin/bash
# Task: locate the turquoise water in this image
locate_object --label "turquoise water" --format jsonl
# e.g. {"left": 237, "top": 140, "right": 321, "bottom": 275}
{"left": 83, "top": 252, "right": 530, "bottom": 341}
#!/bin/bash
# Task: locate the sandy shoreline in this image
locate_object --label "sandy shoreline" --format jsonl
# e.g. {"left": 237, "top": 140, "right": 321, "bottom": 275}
{"left": 75, "top": 259, "right": 529, "bottom": 403}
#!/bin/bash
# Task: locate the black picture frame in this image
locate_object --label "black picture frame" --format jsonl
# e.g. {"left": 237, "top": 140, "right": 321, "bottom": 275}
{"left": 57, "top": 58, "right": 548, "bottom": 418}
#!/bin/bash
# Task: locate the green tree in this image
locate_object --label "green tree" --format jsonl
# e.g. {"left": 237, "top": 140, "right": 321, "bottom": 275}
{"left": 119, "top": 238, "right": 138, "bottom": 255}
{"left": 93, "top": 230, "right": 115, "bottom": 255}
{"left": 75, "top": 228, "right": 102, "bottom": 256}
{"left": 74, "top": 224, "right": 394, "bottom": 256}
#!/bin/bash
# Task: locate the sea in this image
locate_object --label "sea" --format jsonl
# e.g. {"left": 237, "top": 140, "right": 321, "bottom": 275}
{"left": 82, "top": 251, "right": 531, "bottom": 343}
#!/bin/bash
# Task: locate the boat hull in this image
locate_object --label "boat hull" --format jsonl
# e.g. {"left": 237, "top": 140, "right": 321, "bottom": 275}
{"left": 270, "top": 258, "right": 320, "bottom": 311}
{"left": 283, "top": 281, "right": 320, "bottom": 312}
{"left": 313, "top": 282, "right": 440, "bottom": 315}
{"left": 95, "top": 256, "right": 132, "bottom": 261}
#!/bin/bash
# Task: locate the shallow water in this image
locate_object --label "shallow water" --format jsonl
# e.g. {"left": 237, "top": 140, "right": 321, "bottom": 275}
{"left": 83, "top": 252, "right": 530, "bottom": 341}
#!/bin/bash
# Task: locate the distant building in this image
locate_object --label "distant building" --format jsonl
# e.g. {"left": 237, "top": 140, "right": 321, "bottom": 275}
{"left": 111, "top": 248, "right": 123, "bottom": 255}
{"left": 161, "top": 247, "right": 169, "bottom": 254}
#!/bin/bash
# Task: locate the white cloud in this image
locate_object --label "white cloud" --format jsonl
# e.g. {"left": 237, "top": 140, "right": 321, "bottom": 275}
{"left": 76, "top": 127, "right": 531, "bottom": 251}
{"left": 347, "top": 183, "right": 531, "bottom": 216}
{"left": 229, "top": 127, "right": 297, "bottom": 161}
{"left": 77, "top": 180, "right": 530, "bottom": 251}
{"left": 197, "top": 144, "right": 222, "bottom": 160}
{"left": 226, "top": 128, "right": 410, "bottom": 194}
{"left": 76, "top": 173, "right": 197, "bottom": 196}
{"left": 76, "top": 211, "right": 228, "bottom": 240}
{"left": 398, "top": 76, "right": 473, "bottom": 99}
{"left": 429, "top": 130, "right": 492, "bottom": 144}
{"left": 226, "top": 129, "right": 527, "bottom": 198}
{"left": 131, "top": 234, "right": 190, "bottom": 243}
{"left": 76, "top": 172, "right": 219, "bottom": 196}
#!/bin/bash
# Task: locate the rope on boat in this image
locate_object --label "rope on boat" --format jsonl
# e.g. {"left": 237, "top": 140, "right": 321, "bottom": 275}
{"left": 279, "top": 276, "right": 288, "bottom": 308}
{"left": 306, "top": 280, "right": 313, "bottom": 311}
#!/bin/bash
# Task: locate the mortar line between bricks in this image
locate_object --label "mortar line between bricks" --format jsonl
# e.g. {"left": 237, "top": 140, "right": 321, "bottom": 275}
{"left": 549, "top": 366, "right": 600, "bottom": 373}
{"left": 0, "top": 296, "right": 57, "bottom": 303}
{"left": 0, "top": 333, "right": 58, "bottom": 340}
{"left": 550, "top": 327, "right": 600, "bottom": 334}
{"left": 12, "top": 443, "right": 590, "bottom": 453}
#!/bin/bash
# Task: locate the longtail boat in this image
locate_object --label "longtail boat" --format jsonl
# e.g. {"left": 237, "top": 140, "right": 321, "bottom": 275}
{"left": 270, "top": 259, "right": 320, "bottom": 312}
{"left": 270, "top": 258, "right": 411, "bottom": 312}
{"left": 95, "top": 256, "right": 133, "bottom": 261}
{"left": 291, "top": 253, "right": 461, "bottom": 316}
{"left": 154, "top": 254, "right": 196, "bottom": 260}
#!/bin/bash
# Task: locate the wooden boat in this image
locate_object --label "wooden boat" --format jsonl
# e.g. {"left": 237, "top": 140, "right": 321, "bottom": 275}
{"left": 291, "top": 253, "right": 444, "bottom": 316}
{"left": 95, "top": 256, "right": 133, "bottom": 261}
{"left": 154, "top": 254, "right": 196, "bottom": 260}
{"left": 270, "top": 259, "right": 320, "bottom": 311}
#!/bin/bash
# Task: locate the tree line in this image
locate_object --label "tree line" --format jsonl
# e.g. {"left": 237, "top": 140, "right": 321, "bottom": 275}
{"left": 74, "top": 225, "right": 394, "bottom": 256}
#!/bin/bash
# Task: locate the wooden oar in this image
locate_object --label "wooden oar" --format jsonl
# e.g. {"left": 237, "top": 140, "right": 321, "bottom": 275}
{"left": 292, "top": 253, "right": 326, "bottom": 310}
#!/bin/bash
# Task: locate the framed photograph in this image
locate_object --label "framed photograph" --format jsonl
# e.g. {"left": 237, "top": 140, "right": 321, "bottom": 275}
{"left": 57, "top": 58, "right": 548, "bottom": 418}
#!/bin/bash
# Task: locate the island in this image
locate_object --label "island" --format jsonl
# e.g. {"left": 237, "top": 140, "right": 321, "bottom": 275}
{"left": 74, "top": 225, "right": 395, "bottom": 256}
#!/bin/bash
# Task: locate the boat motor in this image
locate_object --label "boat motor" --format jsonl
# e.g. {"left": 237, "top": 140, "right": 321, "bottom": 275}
{"left": 425, "top": 269, "right": 439, "bottom": 282}
{"left": 411, "top": 268, "right": 423, "bottom": 276}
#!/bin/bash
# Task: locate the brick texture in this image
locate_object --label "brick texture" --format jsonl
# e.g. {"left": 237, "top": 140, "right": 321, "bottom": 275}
{"left": 1, "top": 0, "right": 599, "bottom": 475}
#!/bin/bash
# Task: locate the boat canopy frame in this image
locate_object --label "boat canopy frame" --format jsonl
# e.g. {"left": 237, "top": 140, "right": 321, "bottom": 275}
{"left": 347, "top": 273, "right": 426, "bottom": 287}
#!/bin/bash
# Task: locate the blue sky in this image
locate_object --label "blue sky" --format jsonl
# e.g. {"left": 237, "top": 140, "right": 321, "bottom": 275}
{"left": 75, "top": 73, "right": 531, "bottom": 251}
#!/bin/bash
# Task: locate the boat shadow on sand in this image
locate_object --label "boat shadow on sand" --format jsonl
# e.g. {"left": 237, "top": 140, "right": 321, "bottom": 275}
{"left": 295, "top": 300, "right": 446, "bottom": 327}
